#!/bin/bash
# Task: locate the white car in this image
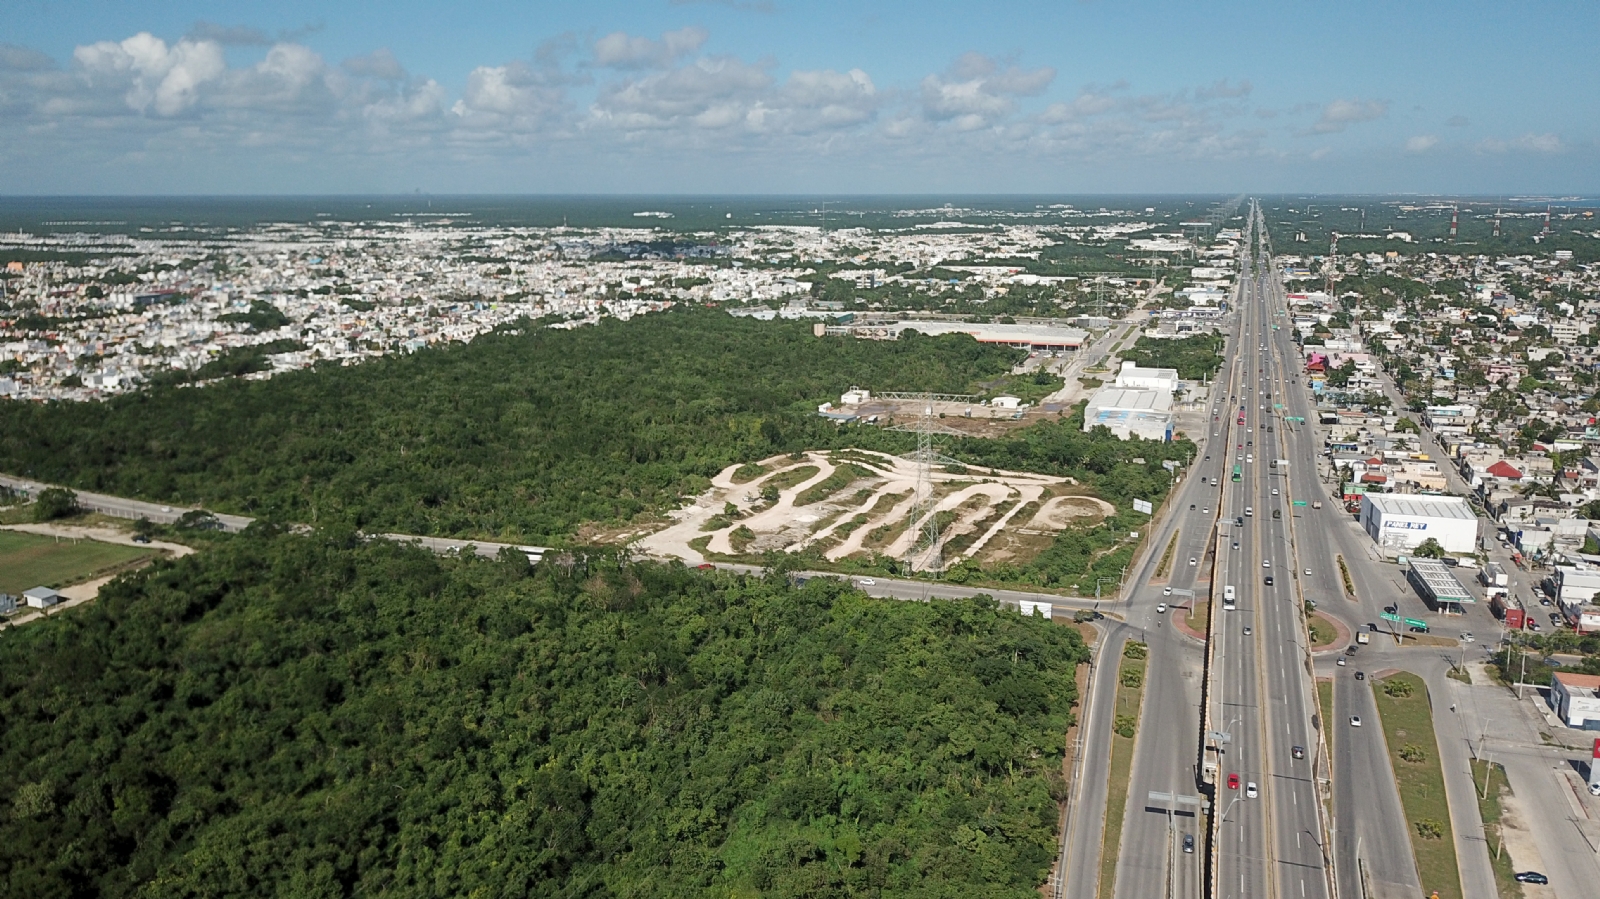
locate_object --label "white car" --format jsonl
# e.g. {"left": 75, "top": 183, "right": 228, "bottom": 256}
{"left": 1271, "top": 488, "right": 1279, "bottom": 495}
{"left": 1303, "top": 568, "right": 1312, "bottom": 576}
{"left": 1262, "top": 560, "right": 1271, "bottom": 568}
{"left": 1163, "top": 587, "right": 1173, "bottom": 596}
{"left": 1156, "top": 603, "right": 1168, "bottom": 614}
{"left": 1189, "top": 557, "right": 1197, "bottom": 566}
{"left": 1245, "top": 782, "right": 1258, "bottom": 798}
{"left": 1349, "top": 716, "right": 1362, "bottom": 727}
{"left": 858, "top": 578, "right": 875, "bottom": 586}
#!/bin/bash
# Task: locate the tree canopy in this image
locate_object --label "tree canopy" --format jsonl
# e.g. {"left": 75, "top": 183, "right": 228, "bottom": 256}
{"left": 0, "top": 533, "right": 1086, "bottom": 898}
{"left": 0, "top": 311, "right": 1020, "bottom": 543}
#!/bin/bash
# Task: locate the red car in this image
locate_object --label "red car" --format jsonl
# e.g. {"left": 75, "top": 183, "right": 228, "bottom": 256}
{"left": 1227, "top": 773, "right": 1240, "bottom": 790}
{"left": 696, "top": 563, "right": 715, "bottom": 570}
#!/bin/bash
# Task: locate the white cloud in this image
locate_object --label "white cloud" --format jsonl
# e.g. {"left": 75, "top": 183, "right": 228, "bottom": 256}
{"left": 1309, "top": 98, "right": 1388, "bottom": 133}
{"left": 452, "top": 62, "right": 570, "bottom": 130}
{"left": 1512, "top": 132, "right": 1562, "bottom": 153}
{"left": 1405, "top": 134, "right": 1438, "bottom": 152}
{"left": 593, "top": 27, "right": 708, "bottom": 69}
{"left": 74, "top": 32, "right": 226, "bottom": 116}
{"left": 343, "top": 48, "right": 407, "bottom": 81}
{"left": 920, "top": 53, "right": 1054, "bottom": 130}
{"left": 591, "top": 56, "right": 771, "bottom": 130}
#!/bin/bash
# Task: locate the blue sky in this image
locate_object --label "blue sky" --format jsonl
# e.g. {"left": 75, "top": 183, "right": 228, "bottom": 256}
{"left": 2, "top": 1, "right": 1594, "bottom": 194}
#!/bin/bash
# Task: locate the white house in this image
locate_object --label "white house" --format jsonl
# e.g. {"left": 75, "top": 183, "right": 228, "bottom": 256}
{"left": 23, "top": 586, "right": 61, "bottom": 609}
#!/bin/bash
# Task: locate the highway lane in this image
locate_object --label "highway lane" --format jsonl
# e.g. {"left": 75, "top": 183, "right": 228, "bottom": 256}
{"left": 1110, "top": 215, "right": 1257, "bottom": 899}
{"left": 1212, "top": 203, "right": 1333, "bottom": 899}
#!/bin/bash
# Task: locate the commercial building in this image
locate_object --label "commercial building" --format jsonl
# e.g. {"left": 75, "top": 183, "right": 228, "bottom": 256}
{"left": 1550, "top": 672, "right": 1600, "bottom": 730}
{"left": 1083, "top": 386, "right": 1174, "bottom": 441}
{"left": 1552, "top": 565, "right": 1600, "bottom": 607}
{"left": 1359, "top": 494, "right": 1479, "bottom": 554}
{"left": 1405, "top": 558, "right": 1475, "bottom": 611}
{"left": 1114, "top": 360, "right": 1181, "bottom": 393}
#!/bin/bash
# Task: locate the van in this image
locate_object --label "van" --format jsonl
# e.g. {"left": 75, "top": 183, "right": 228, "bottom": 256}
{"left": 1223, "top": 585, "right": 1237, "bottom": 610}
{"left": 1356, "top": 628, "right": 1370, "bottom": 645}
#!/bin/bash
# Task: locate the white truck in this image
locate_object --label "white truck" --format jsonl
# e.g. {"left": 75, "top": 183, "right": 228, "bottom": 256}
{"left": 1223, "top": 585, "right": 1237, "bottom": 610}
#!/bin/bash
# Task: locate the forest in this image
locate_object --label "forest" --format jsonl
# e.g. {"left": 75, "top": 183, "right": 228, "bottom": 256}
{"left": 0, "top": 310, "right": 1020, "bottom": 543}
{"left": 1117, "top": 334, "right": 1225, "bottom": 381}
{"left": 0, "top": 532, "right": 1085, "bottom": 898}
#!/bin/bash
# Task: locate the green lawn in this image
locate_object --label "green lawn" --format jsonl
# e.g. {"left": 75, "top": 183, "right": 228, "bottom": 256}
{"left": 1371, "top": 672, "right": 1461, "bottom": 899}
{"left": 0, "top": 531, "right": 154, "bottom": 594}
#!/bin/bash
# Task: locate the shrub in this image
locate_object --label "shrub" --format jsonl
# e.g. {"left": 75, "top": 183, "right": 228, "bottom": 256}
{"left": 31, "top": 486, "right": 79, "bottom": 522}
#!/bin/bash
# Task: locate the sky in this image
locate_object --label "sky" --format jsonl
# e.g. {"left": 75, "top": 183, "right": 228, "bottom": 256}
{"left": 1, "top": 0, "right": 1595, "bottom": 195}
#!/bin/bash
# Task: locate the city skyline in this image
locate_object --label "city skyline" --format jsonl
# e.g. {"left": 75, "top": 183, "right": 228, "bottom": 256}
{"left": 1, "top": 1, "right": 1596, "bottom": 194}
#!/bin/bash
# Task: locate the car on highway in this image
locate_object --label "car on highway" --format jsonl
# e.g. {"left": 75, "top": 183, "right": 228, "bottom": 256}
{"left": 1232, "top": 541, "right": 1240, "bottom": 550}
{"left": 1270, "top": 488, "right": 1278, "bottom": 495}
{"left": 1190, "top": 504, "right": 1195, "bottom": 510}
{"left": 1245, "top": 782, "right": 1258, "bottom": 798}
{"left": 1349, "top": 716, "right": 1362, "bottom": 727}
{"left": 1291, "top": 745, "right": 1305, "bottom": 759}
{"left": 1203, "top": 507, "right": 1210, "bottom": 514}
{"left": 1355, "top": 671, "right": 1365, "bottom": 680}
{"left": 1336, "top": 657, "right": 1346, "bottom": 667}
{"left": 1182, "top": 834, "right": 1194, "bottom": 854}
{"left": 1189, "top": 557, "right": 1197, "bottom": 566}
{"left": 1384, "top": 604, "right": 1397, "bottom": 614}
{"left": 1262, "top": 559, "right": 1270, "bottom": 568}
{"left": 1227, "top": 773, "right": 1240, "bottom": 790}
{"left": 1162, "top": 587, "right": 1173, "bottom": 596}
{"left": 1156, "top": 603, "right": 1168, "bottom": 614}
{"left": 1514, "top": 872, "right": 1548, "bottom": 885}
{"left": 1461, "top": 632, "right": 1474, "bottom": 642}
{"left": 1246, "top": 440, "right": 1252, "bottom": 447}
{"left": 1264, "top": 575, "right": 1273, "bottom": 586}
{"left": 858, "top": 578, "right": 875, "bottom": 586}
{"left": 1243, "top": 626, "right": 1252, "bottom": 636}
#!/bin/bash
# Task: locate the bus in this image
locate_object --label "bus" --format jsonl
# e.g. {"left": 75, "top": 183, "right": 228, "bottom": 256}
{"left": 1232, "top": 464, "right": 1242, "bottom": 482}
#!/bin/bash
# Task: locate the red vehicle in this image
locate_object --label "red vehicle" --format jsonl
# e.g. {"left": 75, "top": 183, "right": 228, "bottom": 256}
{"left": 696, "top": 563, "right": 715, "bottom": 570}
{"left": 1227, "top": 773, "right": 1240, "bottom": 790}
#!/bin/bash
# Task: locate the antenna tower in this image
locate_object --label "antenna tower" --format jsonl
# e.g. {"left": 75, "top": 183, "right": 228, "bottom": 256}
{"left": 1449, "top": 206, "right": 1458, "bottom": 240}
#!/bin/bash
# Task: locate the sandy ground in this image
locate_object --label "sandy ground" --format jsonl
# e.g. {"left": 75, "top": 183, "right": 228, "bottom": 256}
{"left": 635, "top": 449, "right": 1079, "bottom": 571}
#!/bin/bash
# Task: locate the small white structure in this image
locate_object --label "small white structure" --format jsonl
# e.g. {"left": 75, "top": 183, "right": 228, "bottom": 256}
{"left": 1359, "top": 494, "right": 1478, "bottom": 554}
{"left": 1550, "top": 672, "right": 1600, "bottom": 730}
{"left": 992, "top": 395, "right": 1022, "bottom": 410}
{"left": 1553, "top": 565, "right": 1600, "bottom": 607}
{"left": 841, "top": 388, "right": 871, "bottom": 406}
{"left": 23, "top": 586, "right": 61, "bottom": 609}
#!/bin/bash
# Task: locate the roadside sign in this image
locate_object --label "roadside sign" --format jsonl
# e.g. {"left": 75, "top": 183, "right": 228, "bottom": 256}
{"left": 1381, "top": 612, "right": 1400, "bottom": 622}
{"left": 1132, "top": 498, "right": 1154, "bottom": 514}
{"left": 1273, "top": 404, "right": 1283, "bottom": 410}
{"left": 1403, "top": 617, "right": 1427, "bottom": 629}
{"left": 1292, "top": 500, "right": 1308, "bottom": 507}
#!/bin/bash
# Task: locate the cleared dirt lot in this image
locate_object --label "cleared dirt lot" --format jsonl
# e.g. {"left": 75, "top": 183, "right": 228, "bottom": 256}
{"left": 637, "top": 449, "right": 1106, "bottom": 571}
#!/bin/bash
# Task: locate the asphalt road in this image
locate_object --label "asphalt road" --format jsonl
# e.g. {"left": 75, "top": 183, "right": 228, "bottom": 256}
{"left": 1207, "top": 203, "right": 1331, "bottom": 899}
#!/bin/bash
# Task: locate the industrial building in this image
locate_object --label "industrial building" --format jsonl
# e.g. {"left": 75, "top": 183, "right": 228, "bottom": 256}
{"left": 819, "top": 319, "right": 1088, "bottom": 352}
{"left": 1552, "top": 565, "right": 1600, "bottom": 607}
{"left": 1113, "top": 360, "right": 1181, "bottom": 393}
{"left": 1550, "top": 673, "right": 1600, "bottom": 730}
{"left": 1359, "top": 494, "right": 1479, "bottom": 554}
{"left": 1405, "top": 558, "right": 1475, "bottom": 611}
{"left": 1082, "top": 386, "right": 1174, "bottom": 441}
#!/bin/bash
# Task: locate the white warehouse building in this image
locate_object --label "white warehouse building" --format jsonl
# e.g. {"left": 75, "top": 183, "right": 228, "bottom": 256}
{"left": 1114, "top": 360, "right": 1181, "bottom": 393}
{"left": 1359, "top": 494, "right": 1479, "bottom": 555}
{"left": 1083, "top": 386, "right": 1174, "bottom": 441}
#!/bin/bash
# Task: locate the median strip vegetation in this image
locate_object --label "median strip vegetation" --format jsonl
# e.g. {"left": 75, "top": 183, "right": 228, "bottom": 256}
{"left": 1154, "top": 530, "right": 1179, "bottom": 579}
{"left": 1469, "top": 759, "right": 1524, "bottom": 899}
{"left": 1371, "top": 672, "right": 1461, "bottom": 899}
{"left": 1098, "top": 640, "right": 1148, "bottom": 899}
{"left": 1336, "top": 555, "right": 1355, "bottom": 599}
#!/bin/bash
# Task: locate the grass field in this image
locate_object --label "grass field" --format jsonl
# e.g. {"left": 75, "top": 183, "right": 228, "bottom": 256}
{"left": 0, "top": 531, "right": 154, "bottom": 594}
{"left": 1372, "top": 671, "right": 1461, "bottom": 899}
{"left": 1469, "top": 759, "right": 1524, "bottom": 899}
{"left": 1308, "top": 614, "right": 1338, "bottom": 648}
{"left": 1098, "top": 642, "right": 1148, "bottom": 899}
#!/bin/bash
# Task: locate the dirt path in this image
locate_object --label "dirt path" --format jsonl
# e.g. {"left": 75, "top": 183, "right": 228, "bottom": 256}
{"left": 2, "top": 522, "right": 194, "bottom": 558}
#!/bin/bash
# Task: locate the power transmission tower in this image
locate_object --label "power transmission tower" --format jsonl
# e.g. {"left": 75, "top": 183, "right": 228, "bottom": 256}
{"left": 884, "top": 393, "right": 971, "bottom": 574}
